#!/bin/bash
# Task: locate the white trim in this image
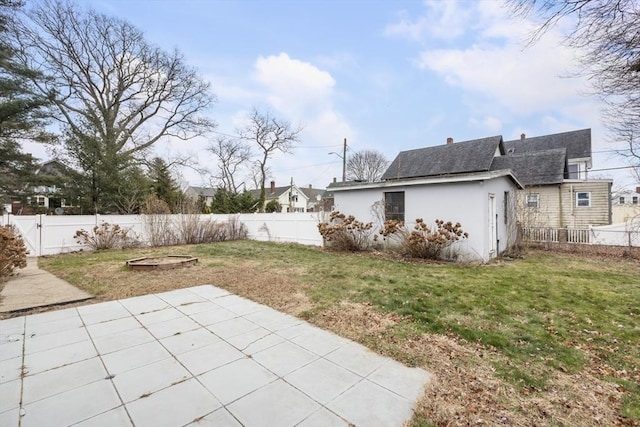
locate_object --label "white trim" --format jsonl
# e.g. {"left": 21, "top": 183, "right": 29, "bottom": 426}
{"left": 330, "top": 169, "right": 524, "bottom": 192}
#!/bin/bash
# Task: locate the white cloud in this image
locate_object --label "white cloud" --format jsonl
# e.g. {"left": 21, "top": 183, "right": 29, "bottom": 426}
{"left": 384, "top": 0, "right": 473, "bottom": 41}
{"left": 393, "top": 0, "right": 594, "bottom": 121}
{"left": 470, "top": 116, "right": 502, "bottom": 133}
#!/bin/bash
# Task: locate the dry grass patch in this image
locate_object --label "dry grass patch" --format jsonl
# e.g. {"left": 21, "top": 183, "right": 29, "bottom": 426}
{"left": 312, "top": 302, "right": 629, "bottom": 427}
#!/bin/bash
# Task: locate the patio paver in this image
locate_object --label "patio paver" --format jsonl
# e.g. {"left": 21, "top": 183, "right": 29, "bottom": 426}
{"left": 0, "top": 285, "right": 431, "bottom": 426}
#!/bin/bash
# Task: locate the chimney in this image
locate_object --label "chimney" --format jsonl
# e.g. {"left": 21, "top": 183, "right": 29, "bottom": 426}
{"left": 270, "top": 180, "right": 275, "bottom": 193}
{"left": 520, "top": 133, "right": 526, "bottom": 140}
{"left": 333, "top": 177, "right": 337, "bottom": 183}
{"left": 308, "top": 184, "right": 312, "bottom": 189}
{"left": 446, "top": 137, "right": 453, "bottom": 145}
{"left": 636, "top": 186, "right": 640, "bottom": 194}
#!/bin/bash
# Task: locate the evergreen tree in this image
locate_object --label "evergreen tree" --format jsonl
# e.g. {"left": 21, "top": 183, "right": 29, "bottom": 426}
{"left": 210, "top": 188, "right": 258, "bottom": 214}
{"left": 147, "top": 157, "right": 182, "bottom": 213}
{"left": 0, "top": 0, "right": 52, "bottom": 204}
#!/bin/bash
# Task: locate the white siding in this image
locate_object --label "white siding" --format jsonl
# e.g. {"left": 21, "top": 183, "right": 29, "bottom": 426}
{"left": 333, "top": 176, "right": 518, "bottom": 262}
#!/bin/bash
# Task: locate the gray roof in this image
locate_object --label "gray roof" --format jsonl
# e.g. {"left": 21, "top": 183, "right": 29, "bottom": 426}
{"left": 248, "top": 186, "right": 290, "bottom": 200}
{"left": 503, "top": 128, "right": 591, "bottom": 160}
{"left": 188, "top": 186, "right": 216, "bottom": 197}
{"left": 300, "top": 187, "right": 326, "bottom": 201}
{"left": 491, "top": 148, "right": 567, "bottom": 186}
{"left": 381, "top": 136, "right": 503, "bottom": 180}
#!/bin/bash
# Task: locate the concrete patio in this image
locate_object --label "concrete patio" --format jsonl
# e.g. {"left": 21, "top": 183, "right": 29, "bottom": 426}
{"left": 0, "top": 285, "right": 430, "bottom": 426}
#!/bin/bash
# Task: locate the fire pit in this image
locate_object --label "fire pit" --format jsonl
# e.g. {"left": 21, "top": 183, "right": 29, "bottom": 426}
{"left": 126, "top": 255, "right": 198, "bottom": 271}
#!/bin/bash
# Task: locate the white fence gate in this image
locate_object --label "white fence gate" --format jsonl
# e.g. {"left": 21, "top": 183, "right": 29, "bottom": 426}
{"left": 2, "top": 213, "right": 325, "bottom": 256}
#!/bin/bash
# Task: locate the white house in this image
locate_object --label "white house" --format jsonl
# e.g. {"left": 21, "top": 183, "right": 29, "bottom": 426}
{"left": 252, "top": 181, "right": 311, "bottom": 213}
{"left": 331, "top": 136, "right": 523, "bottom": 262}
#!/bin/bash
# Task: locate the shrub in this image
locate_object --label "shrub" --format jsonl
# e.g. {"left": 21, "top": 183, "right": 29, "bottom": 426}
{"left": 380, "top": 218, "right": 469, "bottom": 260}
{"left": 225, "top": 214, "right": 248, "bottom": 240}
{"left": 265, "top": 199, "right": 282, "bottom": 213}
{"left": 0, "top": 225, "right": 28, "bottom": 282}
{"left": 74, "top": 223, "right": 139, "bottom": 250}
{"left": 318, "top": 211, "right": 374, "bottom": 251}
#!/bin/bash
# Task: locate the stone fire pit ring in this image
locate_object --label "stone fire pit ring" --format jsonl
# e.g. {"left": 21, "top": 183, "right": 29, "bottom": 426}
{"left": 126, "top": 255, "right": 198, "bottom": 271}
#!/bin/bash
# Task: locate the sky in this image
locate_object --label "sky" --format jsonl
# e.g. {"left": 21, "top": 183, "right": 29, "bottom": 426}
{"left": 24, "top": 0, "right": 639, "bottom": 190}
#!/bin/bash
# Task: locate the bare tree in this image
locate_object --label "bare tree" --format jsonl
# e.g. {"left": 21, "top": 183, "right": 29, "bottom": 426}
{"left": 347, "top": 149, "right": 388, "bottom": 182}
{"left": 508, "top": 0, "right": 640, "bottom": 169}
{"left": 238, "top": 108, "right": 302, "bottom": 211}
{"left": 11, "top": 0, "right": 215, "bottom": 211}
{"left": 207, "top": 135, "right": 251, "bottom": 193}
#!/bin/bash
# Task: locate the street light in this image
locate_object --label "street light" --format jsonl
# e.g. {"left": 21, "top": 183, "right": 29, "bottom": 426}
{"left": 328, "top": 152, "right": 345, "bottom": 182}
{"left": 329, "top": 138, "right": 348, "bottom": 182}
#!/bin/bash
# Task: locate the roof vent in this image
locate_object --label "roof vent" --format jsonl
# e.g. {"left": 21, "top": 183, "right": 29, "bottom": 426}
{"left": 446, "top": 137, "right": 453, "bottom": 145}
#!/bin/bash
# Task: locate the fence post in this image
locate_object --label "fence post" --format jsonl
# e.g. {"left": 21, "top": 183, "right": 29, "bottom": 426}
{"left": 629, "top": 231, "right": 633, "bottom": 251}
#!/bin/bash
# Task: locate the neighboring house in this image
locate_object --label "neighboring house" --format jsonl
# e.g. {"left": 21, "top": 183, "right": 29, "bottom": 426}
{"left": 185, "top": 186, "right": 216, "bottom": 207}
{"left": 299, "top": 185, "right": 327, "bottom": 212}
{"left": 12, "top": 160, "right": 76, "bottom": 215}
{"left": 612, "top": 186, "right": 640, "bottom": 223}
{"left": 250, "top": 181, "right": 310, "bottom": 213}
{"left": 332, "top": 136, "right": 523, "bottom": 262}
{"left": 499, "top": 129, "right": 612, "bottom": 228}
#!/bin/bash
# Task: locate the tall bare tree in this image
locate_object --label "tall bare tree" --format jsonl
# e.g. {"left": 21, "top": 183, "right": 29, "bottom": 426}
{"left": 347, "top": 149, "right": 388, "bottom": 182}
{"left": 238, "top": 108, "right": 302, "bottom": 211}
{"left": 11, "top": 0, "right": 216, "bottom": 211}
{"left": 207, "top": 135, "right": 251, "bottom": 193}
{"left": 509, "top": 0, "right": 640, "bottom": 173}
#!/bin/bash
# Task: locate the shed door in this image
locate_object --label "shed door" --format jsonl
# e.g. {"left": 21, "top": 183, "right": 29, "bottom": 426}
{"left": 489, "top": 194, "right": 497, "bottom": 256}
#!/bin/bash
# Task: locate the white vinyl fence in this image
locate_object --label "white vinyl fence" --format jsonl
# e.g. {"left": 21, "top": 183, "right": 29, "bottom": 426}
{"left": 1, "top": 213, "right": 325, "bottom": 256}
{"left": 523, "top": 219, "right": 640, "bottom": 248}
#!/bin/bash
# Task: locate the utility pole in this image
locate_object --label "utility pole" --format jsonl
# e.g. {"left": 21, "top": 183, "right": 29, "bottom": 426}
{"left": 342, "top": 137, "right": 347, "bottom": 182}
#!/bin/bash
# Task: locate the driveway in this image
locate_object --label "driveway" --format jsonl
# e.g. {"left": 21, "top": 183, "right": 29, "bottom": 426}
{"left": 0, "top": 285, "right": 430, "bottom": 426}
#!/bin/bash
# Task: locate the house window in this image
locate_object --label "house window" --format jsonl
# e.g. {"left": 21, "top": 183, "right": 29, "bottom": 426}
{"left": 384, "top": 191, "right": 405, "bottom": 221}
{"left": 619, "top": 196, "right": 625, "bottom": 204}
{"left": 289, "top": 192, "right": 298, "bottom": 202}
{"left": 568, "top": 164, "right": 579, "bottom": 179}
{"left": 576, "top": 192, "right": 591, "bottom": 207}
{"left": 633, "top": 196, "right": 638, "bottom": 205}
{"left": 295, "top": 207, "right": 305, "bottom": 213}
{"left": 36, "top": 196, "right": 46, "bottom": 207}
{"left": 525, "top": 193, "right": 539, "bottom": 209}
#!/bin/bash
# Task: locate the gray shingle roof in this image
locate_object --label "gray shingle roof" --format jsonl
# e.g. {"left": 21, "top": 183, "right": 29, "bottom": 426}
{"left": 299, "top": 187, "right": 326, "bottom": 201}
{"left": 188, "top": 186, "right": 216, "bottom": 197}
{"left": 248, "top": 186, "right": 290, "bottom": 200}
{"left": 490, "top": 148, "right": 567, "bottom": 186}
{"left": 381, "top": 136, "right": 503, "bottom": 180}
{"left": 503, "top": 128, "right": 591, "bottom": 160}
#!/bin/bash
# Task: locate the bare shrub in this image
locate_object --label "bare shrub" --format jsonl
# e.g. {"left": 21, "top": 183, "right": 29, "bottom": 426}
{"left": 318, "top": 211, "right": 374, "bottom": 251}
{"left": 0, "top": 225, "right": 28, "bottom": 281}
{"left": 381, "top": 218, "right": 469, "bottom": 260}
{"left": 74, "top": 223, "right": 139, "bottom": 250}
{"left": 177, "top": 214, "right": 229, "bottom": 244}
{"left": 225, "top": 215, "right": 248, "bottom": 241}
{"left": 142, "top": 196, "right": 178, "bottom": 247}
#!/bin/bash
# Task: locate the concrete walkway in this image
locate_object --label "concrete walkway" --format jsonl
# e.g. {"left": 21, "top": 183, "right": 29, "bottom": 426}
{"left": 0, "top": 285, "right": 431, "bottom": 426}
{"left": 0, "top": 258, "right": 93, "bottom": 313}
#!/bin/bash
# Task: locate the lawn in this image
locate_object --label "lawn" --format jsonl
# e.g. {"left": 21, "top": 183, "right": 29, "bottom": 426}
{"left": 36, "top": 241, "right": 640, "bottom": 426}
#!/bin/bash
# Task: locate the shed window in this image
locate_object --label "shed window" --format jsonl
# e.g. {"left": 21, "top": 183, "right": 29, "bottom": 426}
{"left": 576, "top": 192, "right": 591, "bottom": 207}
{"left": 385, "top": 192, "right": 405, "bottom": 222}
{"left": 525, "top": 193, "right": 539, "bottom": 209}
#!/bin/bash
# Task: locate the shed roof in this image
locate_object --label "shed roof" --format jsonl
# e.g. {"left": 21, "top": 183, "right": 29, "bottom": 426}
{"left": 503, "top": 128, "right": 591, "bottom": 160}
{"left": 381, "top": 136, "right": 503, "bottom": 180}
